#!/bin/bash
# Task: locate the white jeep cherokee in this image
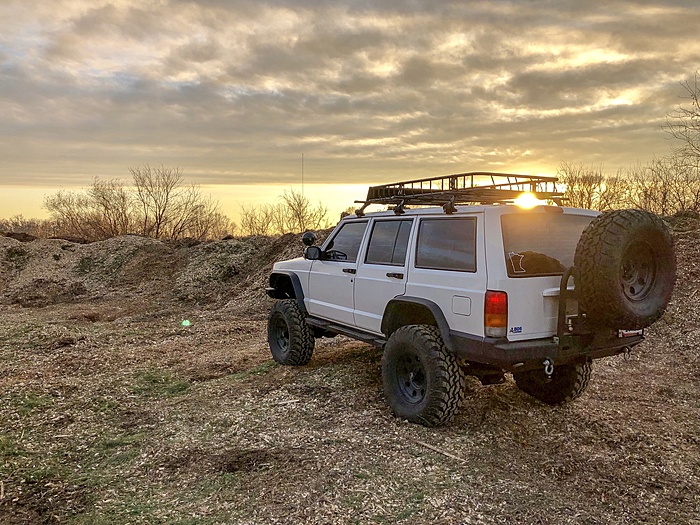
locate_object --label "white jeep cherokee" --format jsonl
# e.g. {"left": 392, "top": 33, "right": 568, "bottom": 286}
{"left": 266, "top": 172, "right": 676, "bottom": 427}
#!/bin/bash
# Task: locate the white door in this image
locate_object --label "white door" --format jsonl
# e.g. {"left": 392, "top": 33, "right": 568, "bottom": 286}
{"left": 354, "top": 219, "right": 414, "bottom": 333}
{"left": 306, "top": 220, "right": 368, "bottom": 326}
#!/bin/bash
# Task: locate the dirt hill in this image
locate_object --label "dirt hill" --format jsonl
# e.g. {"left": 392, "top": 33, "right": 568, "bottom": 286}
{"left": 0, "top": 232, "right": 324, "bottom": 312}
{"left": 0, "top": 219, "right": 698, "bottom": 524}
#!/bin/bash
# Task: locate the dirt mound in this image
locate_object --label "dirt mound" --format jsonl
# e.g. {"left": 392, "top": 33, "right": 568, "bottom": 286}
{"left": 0, "top": 231, "right": 329, "bottom": 311}
{"left": 664, "top": 209, "right": 700, "bottom": 232}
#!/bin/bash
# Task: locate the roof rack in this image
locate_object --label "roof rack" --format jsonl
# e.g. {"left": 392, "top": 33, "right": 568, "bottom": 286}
{"left": 354, "top": 171, "right": 564, "bottom": 216}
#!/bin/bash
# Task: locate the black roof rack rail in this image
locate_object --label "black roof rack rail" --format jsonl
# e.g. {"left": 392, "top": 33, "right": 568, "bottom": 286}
{"left": 354, "top": 171, "right": 564, "bottom": 216}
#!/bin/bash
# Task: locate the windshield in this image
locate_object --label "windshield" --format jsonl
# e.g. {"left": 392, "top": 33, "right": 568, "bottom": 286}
{"left": 501, "top": 212, "right": 595, "bottom": 277}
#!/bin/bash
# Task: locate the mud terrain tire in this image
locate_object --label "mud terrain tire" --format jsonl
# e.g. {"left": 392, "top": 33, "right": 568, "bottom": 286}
{"left": 382, "top": 325, "right": 465, "bottom": 427}
{"left": 514, "top": 362, "right": 592, "bottom": 405}
{"left": 267, "top": 299, "right": 315, "bottom": 366}
{"left": 574, "top": 209, "right": 675, "bottom": 329}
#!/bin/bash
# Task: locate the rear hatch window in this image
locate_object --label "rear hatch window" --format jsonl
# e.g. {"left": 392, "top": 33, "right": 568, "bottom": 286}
{"left": 501, "top": 212, "right": 595, "bottom": 277}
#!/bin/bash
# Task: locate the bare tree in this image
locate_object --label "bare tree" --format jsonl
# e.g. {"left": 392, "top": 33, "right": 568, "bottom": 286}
{"left": 130, "top": 165, "right": 183, "bottom": 238}
{"left": 43, "top": 167, "right": 234, "bottom": 241}
{"left": 238, "top": 190, "right": 329, "bottom": 236}
{"left": 626, "top": 157, "right": 700, "bottom": 215}
{"left": 556, "top": 162, "right": 629, "bottom": 211}
{"left": 239, "top": 203, "right": 277, "bottom": 236}
{"left": 44, "top": 190, "right": 95, "bottom": 239}
{"left": 130, "top": 165, "right": 235, "bottom": 239}
{"left": 665, "top": 72, "right": 700, "bottom": 164}
{"left": 0, "top": 215, "right": 57, "bottom": 238}
{"left": 87, "top": 178, "right": 136, "bottom": 237}
{"left": 189, "top": 207, "right": 235, "bottom": 240}
{"left": 279, "top": 189, "right": 329, "bottom": 233}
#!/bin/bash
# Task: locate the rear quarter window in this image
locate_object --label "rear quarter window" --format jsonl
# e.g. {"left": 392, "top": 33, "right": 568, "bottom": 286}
{"left": 501, "top": 212, "right": 595, "bottom": 277}
{"left": 415, "top": 217, "right": 477, "bottom": 272}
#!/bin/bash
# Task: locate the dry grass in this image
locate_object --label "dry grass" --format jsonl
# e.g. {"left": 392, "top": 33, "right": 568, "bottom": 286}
{"left": 0, "top": 228, "right": 698, "bottom": 524}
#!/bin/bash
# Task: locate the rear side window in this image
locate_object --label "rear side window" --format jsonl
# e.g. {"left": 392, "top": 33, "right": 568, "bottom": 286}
{"left": 365, "top": 220, "right": 413, "bottom": 266}
{"left": 324, "top": 221, "right": 368, "bottom": 262}
{"left": 415, "top": 218, "right": 477, "bottom": 272}
{"left": 501, "top": 213, "right": 595, "bottom": 277}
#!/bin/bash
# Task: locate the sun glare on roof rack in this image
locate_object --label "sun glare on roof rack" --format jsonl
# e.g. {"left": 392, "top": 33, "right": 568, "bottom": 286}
{"left": 514, "top": 192, "right": 545, "bottom": 209}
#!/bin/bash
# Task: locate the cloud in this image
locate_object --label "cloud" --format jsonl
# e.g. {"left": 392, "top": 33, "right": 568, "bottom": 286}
{"left": 1, "top": 0, "right": 699, "bottom": 193}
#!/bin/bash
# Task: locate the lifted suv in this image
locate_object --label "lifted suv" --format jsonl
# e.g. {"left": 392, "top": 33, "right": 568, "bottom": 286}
{"left": 266, "top": 172, "right": 676, "bottom": 426}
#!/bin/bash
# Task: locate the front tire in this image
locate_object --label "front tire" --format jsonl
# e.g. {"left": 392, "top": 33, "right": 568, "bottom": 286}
{"left": 382, "top": 325, "right": 465, "bottom": 427}
{"left": 267, "top": 299, "right": 314, "bottom": 365}
{"left": 513, "top": 361, "right": 592, "bottom": 405}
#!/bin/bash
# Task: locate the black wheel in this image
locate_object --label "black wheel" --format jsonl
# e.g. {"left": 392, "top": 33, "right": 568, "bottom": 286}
{"left": 513, "top": 362, "right": 592, "bottom": 405}
{"left": 381, "top": 325, "right": 465, "bottom": 427}
{"left": 267, "top": 299, "right": 314, "bottom": 366}
{"left": 574, "top": 209, "right": 675, "bottom": 329}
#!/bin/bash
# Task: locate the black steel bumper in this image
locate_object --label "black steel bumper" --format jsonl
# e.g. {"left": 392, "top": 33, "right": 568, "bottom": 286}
{"left": 449, "top": 331, "right": 644, "bottom": 373}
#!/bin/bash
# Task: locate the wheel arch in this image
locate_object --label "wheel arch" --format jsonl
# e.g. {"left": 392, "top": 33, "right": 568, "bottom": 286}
{"left": 267, "top": 272, "right": 307, "bottom": 313}
{"left": 381, "top": 297, "right": 454, "bottom": 351}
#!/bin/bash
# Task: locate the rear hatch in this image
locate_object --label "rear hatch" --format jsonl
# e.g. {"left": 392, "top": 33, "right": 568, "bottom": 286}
{"left": 496, "top": 208, "right": 598, "bottom": 341}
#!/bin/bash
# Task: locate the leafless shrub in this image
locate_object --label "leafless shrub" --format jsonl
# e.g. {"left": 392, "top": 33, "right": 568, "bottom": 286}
{"left": 43, "top": 167, "right": 234, "bottom": 241}
{"left": 624, "top": 158, "right": 700, "bottom": 216}
{"left": 44, "top": 186, "right": 111, "bottom": 240}
{"left": 664, "top": 72, "right": 700, "bottom": 164}
{"left": 239, "top": 203, "right": 277, "bottom": 236}
{"left": 278, "top": 190, "right": 329, "bottom": 233}
{"left": 556, "top": 162, "right": 630, "bottom": 211}
{"left": 0, "top": 215, "right": 55, "bottom": 237}
{"left": 238, "top": 190, "right": 329, "bottom": 236}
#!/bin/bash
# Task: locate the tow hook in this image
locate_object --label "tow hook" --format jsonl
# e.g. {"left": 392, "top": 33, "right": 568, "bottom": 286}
{"left": 543, "top": 359, "right": 554, "bottom": 378}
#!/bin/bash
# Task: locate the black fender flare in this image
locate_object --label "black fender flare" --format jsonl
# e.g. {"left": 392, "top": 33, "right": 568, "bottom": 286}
{"left": 267, "top": 271, "right": 307, "bottom": 314}
{"left": 381, "top": 296, "right": 454, "bottom": 352}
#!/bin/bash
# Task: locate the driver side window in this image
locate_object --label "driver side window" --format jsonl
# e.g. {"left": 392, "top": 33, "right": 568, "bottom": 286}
{"left": 324, "top": 221, "right": 368, "bottom": 262}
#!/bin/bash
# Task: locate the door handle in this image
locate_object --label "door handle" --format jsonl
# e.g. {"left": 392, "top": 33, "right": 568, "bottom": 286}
{"left": 343, "top": 268, "right": 356, "bottom": 274}
{"left": 386, "top": 272, "right": 404, "bottom": 279}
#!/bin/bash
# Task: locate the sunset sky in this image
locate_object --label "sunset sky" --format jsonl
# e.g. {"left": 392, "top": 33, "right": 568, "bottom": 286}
{"left": 2, "top": 1, "right": 700, "bottom": 222}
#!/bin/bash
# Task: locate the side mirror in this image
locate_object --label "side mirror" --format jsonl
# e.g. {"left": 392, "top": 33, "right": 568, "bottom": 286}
{"left": 304, "top": 246, "right": 322, "bottom": 260}
{"left": 302, "top": 231, "right": 317, "bottom": 246}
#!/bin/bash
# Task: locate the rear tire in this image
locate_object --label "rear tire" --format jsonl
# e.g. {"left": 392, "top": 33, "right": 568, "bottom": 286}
{"left": 513, "top": 362, "right": 592, "bottom": 405}
{"left": 267, "top": 299, "right": 314, "bottom": 366}
{"left": 382, "top": 325, "right": 465, "bottom": 427}
{"left": 574, "top": 209, "right": 675, "bottom": 329}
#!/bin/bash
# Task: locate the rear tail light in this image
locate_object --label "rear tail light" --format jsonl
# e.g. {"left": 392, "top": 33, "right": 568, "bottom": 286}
{"left": 484, "top": 290, "right": 508, "bottom": 338}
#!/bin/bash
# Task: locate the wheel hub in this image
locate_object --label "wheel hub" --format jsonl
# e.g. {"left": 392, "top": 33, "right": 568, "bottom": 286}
{"left": 621, "top": 242, "right": 656, "bottom": 301}
{"left": 397, "top": 353, "right": 426, "bottom": 404}
{"left": 272, "top": 316, "right": 290, "bottom": 353}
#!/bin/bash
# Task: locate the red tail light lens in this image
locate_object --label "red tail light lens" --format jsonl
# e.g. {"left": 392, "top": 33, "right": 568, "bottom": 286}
{"left": 484, "top": 290, "right": 508, "bottom": 338}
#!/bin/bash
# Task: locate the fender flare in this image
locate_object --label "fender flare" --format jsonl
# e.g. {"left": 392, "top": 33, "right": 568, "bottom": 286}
{"left": 381, "top": 296, "right": 454, "bottom": 352}
{"left": 267, "top": 271, "right": 307, "bottom": 314}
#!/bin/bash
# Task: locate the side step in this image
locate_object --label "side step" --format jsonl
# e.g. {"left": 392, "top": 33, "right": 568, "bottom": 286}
{"left": 305, "top": 317, "right": 386, "bottom": 348}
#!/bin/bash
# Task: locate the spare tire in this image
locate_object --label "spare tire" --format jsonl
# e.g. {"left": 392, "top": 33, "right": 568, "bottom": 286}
{"left": 574, "top": 209, "right": 675, "bottom": 329}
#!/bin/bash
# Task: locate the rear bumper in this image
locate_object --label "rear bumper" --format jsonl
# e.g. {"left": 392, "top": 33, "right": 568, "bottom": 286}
{"left": 449, "top": 330, "right": 644, "bottom": 372}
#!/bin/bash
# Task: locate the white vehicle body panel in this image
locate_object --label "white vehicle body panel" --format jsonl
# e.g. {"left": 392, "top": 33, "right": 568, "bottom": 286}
{"left": 404, "top": 212, "right": 487, "bottom": 338}
{"left": 273, "top": 204, "right": 599, "bottom": 344}
{"left": 306, "top": 260, "right": 357, "bottom": 326}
